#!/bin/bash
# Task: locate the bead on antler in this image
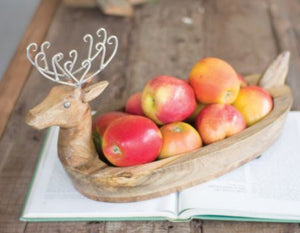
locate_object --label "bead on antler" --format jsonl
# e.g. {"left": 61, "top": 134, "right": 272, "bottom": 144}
{"left": 26, "top": 28, "right": 118, "bottom": 88}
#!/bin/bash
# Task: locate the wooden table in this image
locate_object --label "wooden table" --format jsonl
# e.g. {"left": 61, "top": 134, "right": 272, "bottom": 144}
{"left": 1, "top": 0, "right": 300, "bottom": 232}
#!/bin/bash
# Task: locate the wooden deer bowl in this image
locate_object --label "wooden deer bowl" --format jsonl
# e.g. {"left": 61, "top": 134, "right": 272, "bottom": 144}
{"left": 26, "top": 52, "right": 293, "bottom": 202}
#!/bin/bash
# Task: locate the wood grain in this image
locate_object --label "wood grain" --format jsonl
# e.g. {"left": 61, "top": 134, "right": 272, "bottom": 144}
{"left": 24, "top": 221, "right": 202, "bottom": 233}
{"left": 63, "top": 0, "right": 96, "bottom": 7}
{"left": 203, "top": 0, "right": 278, "bottom": 74}
{"left": 202, "top": 221, "right": 300, "bottom": 233}
{"left": 63, "top": 0, "right": 149, "bottom": 8}
{"left": 125, "top": 0, "right": 204, "bottom": 96}
{"left": 0, "top": 0, "right": 60, "bottom": 139}
{"left": 96, "top": 0, "right": 134, "bottom": 16}
{"left": 267, "top": 0, "right": 300, "bottom": 110}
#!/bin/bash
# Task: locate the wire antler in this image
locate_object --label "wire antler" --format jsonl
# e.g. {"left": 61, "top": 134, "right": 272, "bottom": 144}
{"left": 26, "top": 28, "right": 118, "bottom": 88}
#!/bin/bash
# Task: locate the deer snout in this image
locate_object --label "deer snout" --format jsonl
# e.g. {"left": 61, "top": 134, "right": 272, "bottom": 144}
{"left": 25, "top": 109, "right": 45, "bottom": 130}
{"left": 25, "top": 102, "right": 54, "bottom": 130}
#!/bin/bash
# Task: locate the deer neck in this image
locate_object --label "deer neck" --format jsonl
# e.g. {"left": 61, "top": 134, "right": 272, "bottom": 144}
{"left": 57, "top": 106, "right": 102, "bottom": 170}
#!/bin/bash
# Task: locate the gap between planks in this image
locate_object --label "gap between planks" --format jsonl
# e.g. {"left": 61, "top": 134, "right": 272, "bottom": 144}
{"left": 0, "top": 0, "right": 61, "bottom": 139}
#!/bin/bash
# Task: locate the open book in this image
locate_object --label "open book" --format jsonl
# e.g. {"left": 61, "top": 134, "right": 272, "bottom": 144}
{"left": 21, "top": 112, "right": 300, "bottom": 222}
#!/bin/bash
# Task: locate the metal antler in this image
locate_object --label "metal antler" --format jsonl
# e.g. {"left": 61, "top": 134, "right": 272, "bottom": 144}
{"left": 26, "top": 28, "right": 118, "bottom": 88}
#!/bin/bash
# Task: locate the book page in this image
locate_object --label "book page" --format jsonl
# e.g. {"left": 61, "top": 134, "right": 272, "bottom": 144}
{"left": 178, "top": 112, "right": 300, "bottom": 220}
{"left": 22, "top": 127, "right": 177, "bottom": 220}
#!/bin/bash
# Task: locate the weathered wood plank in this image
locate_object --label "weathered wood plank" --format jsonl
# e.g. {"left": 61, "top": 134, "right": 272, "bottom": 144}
{"left": 96, "top": 0, "right": 134, "bottom": 17}
{"left": 64, "top": 0, "right": 96, "bottom": 7}
{"left": 267, "top": 0, "right": 300, "bottom": 110}
{"left": 24, "top": 222, "right": 105, "bottom": 233}
{"left": 63, "top": 0, "right": 149, "bottom": 8}
{"left": 202, "top": 221, "right": 300, "bottom": 233}
{"left": 103, "top": 221, "right": 201, "bottom": 233}
{"left": 0, "top": 0, "right": 60, "bottom": 139}
{"left": 25, "top": 221, "right": 201, "bottom": 233}
{"left": 125, "top": 0, "right": 205, "bottom": 96}
{"left": 203, "top": 0, "right": 278, "bottom": 75}
{"left": 129, "top": 0, "right": 149, "bottom": 5}
{"left": 104, "top": 221, "right": 156, "bottom": 233}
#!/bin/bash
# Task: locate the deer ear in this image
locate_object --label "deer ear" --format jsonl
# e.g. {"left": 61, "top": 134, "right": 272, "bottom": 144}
{"left": 82, "top": 81, "right": 109, "bottom": 103}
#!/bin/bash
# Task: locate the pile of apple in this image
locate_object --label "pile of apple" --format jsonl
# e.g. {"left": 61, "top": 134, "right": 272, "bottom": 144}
{"left": 93, "top": 57, "right": 273, "bottom": 167}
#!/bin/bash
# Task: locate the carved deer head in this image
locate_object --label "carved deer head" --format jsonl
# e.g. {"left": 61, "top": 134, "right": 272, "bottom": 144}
{"left": 26, "top": 82, "right": 108, "bottom": 129}
{"left": 25, "top": 28, "right": 118, "bottom": 130}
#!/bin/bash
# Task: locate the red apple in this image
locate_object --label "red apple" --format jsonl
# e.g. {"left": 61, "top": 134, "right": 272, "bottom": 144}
{"left": 188, "top": 57, "right": 240, "bottom": 104}
{"left": 125, "top": 92, "right": 144, "bottom": 115}
{"left": 93, "top": 111, "right": 127, "bottom": 138}
{"left": 159, "top": 122, "right": 202, "bottom": 159}
{"left": 142, "top": 75, "right": 196, "bottom": 125}
{"left": 195, "top": 104, "right": 246, "bottom": 144}
{"left": 233, "top": 85, "right": 273, "bottom": 126}
{"left": 102, "top": 115, "right": 162, "bottom": 167}
{"left": 92, "top": 111, "right": 127, "bottom": 157}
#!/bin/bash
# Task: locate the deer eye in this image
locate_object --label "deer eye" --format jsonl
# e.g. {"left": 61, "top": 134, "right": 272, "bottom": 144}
{"left": 64, "top": 101, "right": 71, "bottom": 108}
